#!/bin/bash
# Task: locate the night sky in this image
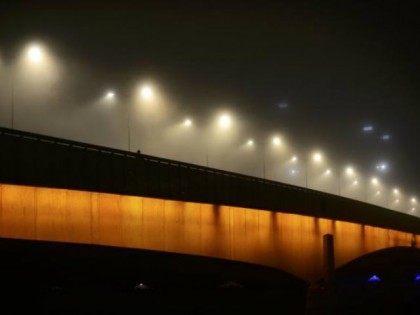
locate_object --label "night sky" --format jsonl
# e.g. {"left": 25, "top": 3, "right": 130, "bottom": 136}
{"left": 1, "top": 0, "right": 419, "bottom": 193}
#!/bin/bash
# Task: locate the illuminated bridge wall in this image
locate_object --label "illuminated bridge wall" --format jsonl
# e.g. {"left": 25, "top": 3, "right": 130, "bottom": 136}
{"left": 1, "top": 127, "right": 420, "bottom": 281}
{"left": 1, "top": 183, "right": 418, "bottom": 281}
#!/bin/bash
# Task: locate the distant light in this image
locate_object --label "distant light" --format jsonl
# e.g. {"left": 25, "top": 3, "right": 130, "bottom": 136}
{"left": 105, "top": 90, "right": 115, "bottom": 100}
{"left": 218, "top": 113, "right": 232, "bottom": 129}
{"left": 325, "top": 169, "right": 331, "bottom": 175}
{"left": 272, "top": 136, "right": 282, "bottom": 146}
{"left": 289, "top": 169, "right": 299, "bottom": 176}
{"left": 345, "top": 166, "right": 354, "bottom": 176}
{"left": 134, "top": 282, "right": 150, "bottom": 290}
{"left": 381, "top": 134, "right": 390, "bottom": 141}
{"left": 411, "top": 197, "right": 417, "bottom": 204}
{"left": 411, "top": 207, "right": 416, "bottom": 212}
{"left": 246, "top": 139, "right": 254, "bottom": 146}
{"left": 375, "top": 190, "right": 381, "bottom": 196}
{"left": 368, "top": 275, "right": 381, "bottom": 283}
{"left": 27, "top": 45, "right": 43, "bottom": 64}
{"left": 183, "top": 118, "right": 192, "bottom": 127}
{"left": 371, "top": 177, "right": 379, "bottom": 185}
{"left": 415, "top": 274, "right": 420, "bottom": 281}
{"left": 291, "top": 155, "right": 298, "bottom": 162}
{"left": 393, "top": 188, "right": 400, "bottom": 195}
{"left": 278, "top": 103, "right": 288, "bottom": 109}
{"left": 376, "top": 162, "right": 388, "bottom": 172}
{"left": 395, "top": 199, "right": 399, "bottom": 203}
{"left": 140, "top": 85, "right": 154, "bottom": 101}
{"left": 363, "top": 125, "right": 374, "bottom": 132}
{"left": 312, "top": 152, "right": 322, "bottom": 163}
{"left": 353, "top": 180, "right": 358, "bottom": 186}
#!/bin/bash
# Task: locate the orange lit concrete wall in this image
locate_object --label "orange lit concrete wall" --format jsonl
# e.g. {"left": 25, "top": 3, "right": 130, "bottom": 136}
{"left": 0, "top": 183, "right": 419, "bottom": 281}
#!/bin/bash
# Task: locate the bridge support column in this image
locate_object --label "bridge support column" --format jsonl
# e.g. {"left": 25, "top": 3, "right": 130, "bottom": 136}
{"left": 306, "top": 234, "right": 336, "bottom": 314}
{"left": 323, "top": 234, "right": 335, "bottom": 286}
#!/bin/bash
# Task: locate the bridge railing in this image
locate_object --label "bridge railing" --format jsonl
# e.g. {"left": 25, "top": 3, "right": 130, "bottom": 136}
{"left": 1, "top": 126, "right": 419, "bottom": 234}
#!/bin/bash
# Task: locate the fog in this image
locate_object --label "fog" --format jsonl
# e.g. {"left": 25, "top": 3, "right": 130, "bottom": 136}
{"left": 0, "top": 43, "right": 418, "bottom": 217}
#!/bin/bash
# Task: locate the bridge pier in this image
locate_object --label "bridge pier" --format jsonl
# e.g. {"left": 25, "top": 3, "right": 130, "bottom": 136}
{"left": 323, "top": 234, "right": 335, "bottom": 286}
{"left": 306, "top": 234, "right": 337, "bottom": 314}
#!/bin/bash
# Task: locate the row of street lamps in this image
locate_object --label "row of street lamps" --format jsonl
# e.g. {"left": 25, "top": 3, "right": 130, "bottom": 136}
{"left": 1, "top": 41, "right": 418, "bottom": 215}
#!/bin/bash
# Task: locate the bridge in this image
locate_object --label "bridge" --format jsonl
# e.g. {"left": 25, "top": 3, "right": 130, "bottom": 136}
{"left": 0, "top": 126, "right": 419, "bottom": 282}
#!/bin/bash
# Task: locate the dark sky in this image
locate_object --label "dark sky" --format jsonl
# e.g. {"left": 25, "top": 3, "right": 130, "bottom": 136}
{"left": 1, "top": 0, "right": 419, "bottom": 192}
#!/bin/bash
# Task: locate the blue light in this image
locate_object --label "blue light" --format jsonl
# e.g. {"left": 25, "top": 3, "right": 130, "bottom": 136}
{"left": 368, "top": 275, "right": 381, "bottom": 283}
{"left": 415, "top": 274, "right": 420, "bottom": 281}
{"left": 363, "top": 125, "right": 373, "bottom": 132}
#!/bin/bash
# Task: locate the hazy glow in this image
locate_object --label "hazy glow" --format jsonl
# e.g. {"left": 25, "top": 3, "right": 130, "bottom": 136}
{"left": 363, "top": 125, "right": 373, "bottom": 132}
{"left": 376, "top": 162, "right": 388, "bottom": 172}
{"left": 353, "top": 180, "right": 358, "bottom": 186}
{"left": 218, "top": 113, "right": 232, "bottom": 129}
{"left": 411, "top": 197, "right": 417, "bottom": 204}
{"left": 325, "top": 169, "right": 331, "bottom": 175}
{"left": 375, "top": 190, "right": 381, "bottom": 196}
{"left": 381, "top": 134, "right": 390, "bottom": 141}
{"left": 105, "top": 90, "right": 115, "bottom": 100}
{"left": 246, "top": 139, "right": 254, "bottom": 146}
{"left": 291, "top": 155, "right": 298, "bottom": 162}
{"left": 140, "top": 85, "right": 154, "bottom": 101}
{"left": 312, "top": 152, "right": 322, "bottom": 163}
{"left": 371, "top": 177, "right": 379, "bottom": 185}
{"left": 393, "top": 188, "right": 400, "bottom": 195}
{"left": 27, "top": 45, "right": 43, "bottom": 64}
{"left": 289, "top": 169, "right": 299, "bottom": 176}
{"left": 183, "top": 118, "right": 192, "bottom": 127}
{"left": 395, "top": 199, "right": 399, "bottom": 203}
{"left": 272, "top": 136, "right": 282, "bottom": 146}
{"left": 345, "top": 166, "right": 354, "bottom": 176}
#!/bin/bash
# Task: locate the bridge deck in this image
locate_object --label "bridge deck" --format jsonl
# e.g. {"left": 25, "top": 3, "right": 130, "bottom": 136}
{"left": 0, "top": 126, "right": 419, "bottom": 235}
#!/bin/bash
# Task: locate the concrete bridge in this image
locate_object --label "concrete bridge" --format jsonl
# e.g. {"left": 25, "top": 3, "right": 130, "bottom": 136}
{"left": 0, "top": 127, "right": 419, "bottom": 282}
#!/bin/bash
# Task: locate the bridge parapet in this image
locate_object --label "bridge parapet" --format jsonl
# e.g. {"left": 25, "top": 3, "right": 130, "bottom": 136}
{"left": 1, "top": 126, "right": 419, "bottom": 234}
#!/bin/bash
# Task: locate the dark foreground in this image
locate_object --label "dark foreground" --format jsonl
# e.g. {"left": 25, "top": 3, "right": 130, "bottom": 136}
{"left": 0, "top": 238, "right": 307, "bottom": 314}
{"left": 1, "top": 238, "right": 420, "bottom": 314}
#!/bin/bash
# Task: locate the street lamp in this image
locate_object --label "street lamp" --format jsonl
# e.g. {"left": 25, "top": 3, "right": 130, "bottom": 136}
{"left": 11, "top": 43, "right": 46, "bottom": 129}
{"left": 140, "top": 84, "right": 154, "bottom": 101}
{"left": 182, "top": 118, "right": 193, "bottom": 128}
{"left": 27, "top": 45, "right": 44, "bottom": 64}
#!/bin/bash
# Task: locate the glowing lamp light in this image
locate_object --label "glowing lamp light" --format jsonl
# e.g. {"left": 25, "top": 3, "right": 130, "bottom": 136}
{"left": 105, "top": 90, "right": 115, "bottom": 100}
{"left": 411, "top": 197, "right": 417, "bottom": 204}
{"left": 218, "top": 114, "right": 232, "bottom": 129}
{"left": 272, "top": 136, "right": 282, "bottom": 146}
{"left": 371, "top": 177, "right": 379, "bottom": 185}
{"left": 393, "top": 188, "right": 399, "bottom": 195}
{"left": 375, "top": 190, "right": 381, "bottom": 196}
{"left": 376, "top": 162, "right": 388, "bottom": 172}
{"left": 183, "top": 118, "right": 192, "bottom": 127}
{"left": 27, "top": 45, "right": 43, "bottom": 64}
{"left": 411, "top": 207, "right": 416, "bottom": 212}
{"left": 291, "top": 155, "right": 298, "bottom": 163}
{"left": 395, "top": 199, "right": 399, "bottom": 203}
{"left": 345, "top": 166, "right": 354, "bottom": 176}
{"left": 289, "top": 169, "right": 299, "bottom": 176}
{"left": 353, "top": 180, "right": 358, "bottom": 186}
{"left": 246, "top": 139, "right": 254, "bottom": 146}
{"left": 368, "top": 275, "right": 381, "bottom": 283}
{"left": 140, "top": 85, "right": 154, "bottom": 101}
{"left": 312, "top": 152, "right": 322, "bottom": 163}
{"left": 325, "top": 169, "right": 331, "bottom": 175}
